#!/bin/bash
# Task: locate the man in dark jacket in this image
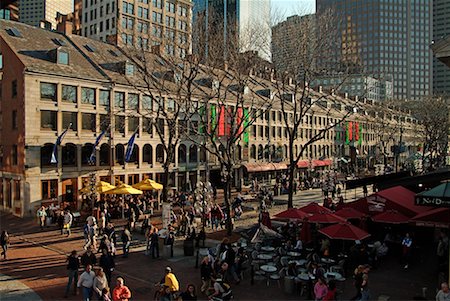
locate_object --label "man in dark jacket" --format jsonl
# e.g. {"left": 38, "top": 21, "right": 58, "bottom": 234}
{"left": 65, "top": 250, "right": 80, "bottom": 297}
{"left": 80, "top": 246, "right": 97, "bottom": 267}
{"left": 99, "top": 248, "right": 115, "bottom": 286}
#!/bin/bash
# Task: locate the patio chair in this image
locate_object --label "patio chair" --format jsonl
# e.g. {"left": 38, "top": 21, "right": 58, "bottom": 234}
{"left": 268, "top": 271, "right": 282, "bottom": 288}
{"left": 330, "top": 259, "right": 346, "bottom": 276}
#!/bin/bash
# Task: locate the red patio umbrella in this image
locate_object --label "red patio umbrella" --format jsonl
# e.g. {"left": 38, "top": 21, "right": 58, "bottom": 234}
{"left": 274, "top": 208, "right": 309, "bottom": 220}
{"left": 371, "top": 210, "right": 410, "bottom": 224}
{"left": 308, "top": 211, "right": 347, "bottom": 224}
{"left": 299, "top": 202, "right": 332, "bottom": 215}
{"left": 335, "top": 207, "right": 366, "bottom": 220}
{"left": 412, "top": 208, "right": 450, "bottom": 227}
{"left": 319, "top": 223, "right": 371, "bottom": 241}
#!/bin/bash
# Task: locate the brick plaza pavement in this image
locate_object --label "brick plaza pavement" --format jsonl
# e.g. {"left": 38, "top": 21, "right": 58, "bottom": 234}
{"left": 0, "top": 201, "right": 443, "bottom": 301}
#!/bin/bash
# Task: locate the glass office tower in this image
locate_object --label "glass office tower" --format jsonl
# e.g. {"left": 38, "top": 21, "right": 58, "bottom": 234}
{"left": 316, "top": 0, "right": 433, "bottom": 100}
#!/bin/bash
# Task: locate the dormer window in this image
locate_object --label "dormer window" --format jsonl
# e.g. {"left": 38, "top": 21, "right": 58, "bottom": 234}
{"left": 125, "top": 61, "right": 134, "bottom": 76}
{"left": 57, "top": 50, "right": 69, "bottom": 65}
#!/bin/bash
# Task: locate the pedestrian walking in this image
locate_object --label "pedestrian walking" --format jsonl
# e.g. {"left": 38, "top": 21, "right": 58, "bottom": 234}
{"left": 77, "top": 264, "right": 96, "bottom": 301}
{"left": 112, "top": 277, "right": 131, "bottom": 301}
{"left": 93, "top": 268, "right": 109, "bottom": 300}
{"left": 63, "top": 210, "right": 73, "bottom": 237}
{"left": 65, "top": 250, "right": 80, "bottom": 298}
{"left": 402, "top": 233, "right": 413, "bottom": 269}
{"left": 121, "top": 226, "right": 132, "bottom": 258}
{"left": 37, "top": 206, "right": 47, "bottom": 230}
{"left": 57, "top": 211, "right": 65, "bottom": 235}
{"left": 99, "top": 249, "right": 115, "bottom": 287}
{"left": 150, "top": 230, "right": 160, "bottom": 259}
{"left": 81, "top": 246, "right": 97, "bottom": 267}
{"left": 436, "top": 282, "right": 450, "bottom": 301}
{"left": 0, "top": 230, "right": 10, "bottom": 260}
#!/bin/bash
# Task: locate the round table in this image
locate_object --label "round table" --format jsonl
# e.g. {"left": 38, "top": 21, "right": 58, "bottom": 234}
{"left": 261, "top": 246, "right": 275, "bottom": 252}
{"left": 289, "top": 259, "right": 307, "bottom": 266}
{"left": 296, "top": 273, "right": 315, "bottom": 281}
{"left": 325, "top": 272, "right": 343, "bottom": 280}
{"left": 257, "top": 254, "right": 273, "bottom": 260}
{"left": 260, "top": 265, "right": 277, "bottom": 273}
{"left": 320, "top": 258, "right": 335, "bottom": 264}
{"left": 287, "top": 251, "right": 301, "bottom": 258}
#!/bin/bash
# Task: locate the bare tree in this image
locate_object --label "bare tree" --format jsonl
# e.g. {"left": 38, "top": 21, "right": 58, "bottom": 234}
{"left": 407, "top": 97, "right": 449, "bottom": 171}
{"left": 271, "top": 9, "right": 365, "bottom": 208}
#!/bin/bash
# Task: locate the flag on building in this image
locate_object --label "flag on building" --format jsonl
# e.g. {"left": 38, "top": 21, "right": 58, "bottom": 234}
{"left": 51, "top": 123, "right": 71, "bottom": 164}
{"left": 125, "top": 129, "right": 138, "bottom": 162}
{"left": 89, "top": 130, "right": 106, "bottom": 164}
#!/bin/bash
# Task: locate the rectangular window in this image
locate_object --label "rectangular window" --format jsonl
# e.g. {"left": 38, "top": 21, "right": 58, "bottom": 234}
{"left": 143, "top": 118, "right": 152, "bottom": 134}
{"left": 165, "top": 2, "right": 175, "bottom": 13}
{"left": 57, "top": 50, "right": 69, "bottom": 65}
{"left": 100, "top": 21, "right": 103, "bottom": 32}
{"left": 12, "top": 80, "right": 17, "bottom": 97}
{"left": 106, "top": 3, "right": 110, "bottom": 13}
{"left": 167, "top": 98, "right": 175, "bottom": 112}
{"left": 152, "top": 12, "right": 162, "bottom": 23}
{"left": 106, "top": 19, "right": 110, "bottom": 30}
{"left": 40, "top": 82, "right": 57, "bottom": 101}
{"left": 82, "top": 113, "right": 96, "bottom": 131}
{"left": 41, "top": 179, "right": 58, "bottom": 200}
{"left": 128, "top": 116, "right": 139, "bottom": 132}
{"left": 115, "top": 116, "right": 125, "bottom": 133}
{"left": 99, "top": 90, "right": 110, "bottom": 106}
{"left": 165, "top": 16, "right": 175, "bottom": 27}
{"left": 142, "top": 95, "right": 152, "bottom": 111}
{"left": 41, "top": 110, "right": 57, "bottom": 130}
{"left": 62, "top": 112, "right": 77, "bottom": 130}
{"left": 152, "top": 25, "right": 162, "bottom": 37}
{"left": 62, "top": 85, "right": 77, "bottom": 103}
{"left": 152, "top": 0, "right": 162, "bottom": 8}
{"left": 81, "top": 87, "right": 95, "bottom": 105}
{"left": 12, "top": 110, "right": 17, "bottom": 130}
{"left": 178, "top": 5, "right": 187, "bottom": 16}
{"left": 128, "top": 93, "right": 139, "bottom": 110}
{"left": 115, "top": 92, "right": 125, "bottom": 109}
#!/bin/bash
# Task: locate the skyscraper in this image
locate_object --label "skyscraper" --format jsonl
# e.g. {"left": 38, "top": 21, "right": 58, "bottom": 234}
{"left": 192, "top": 0, "right": 271, "bottom": 62}
{"left": 433, "top": 0, "right": 450, "bottom": 95}
{"left": 316, "top": 0, "right": 433, "bottom": 100}
{"left": 81, "top": 0, "right": 192, "bottom": 58}
{"left": 19, "top": 0, "right": 74, "bottom": 30}
{"left": 0, "top": 0, "right": 19, "bottom": 21}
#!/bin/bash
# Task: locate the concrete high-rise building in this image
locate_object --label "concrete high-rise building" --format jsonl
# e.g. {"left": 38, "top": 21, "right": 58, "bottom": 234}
{"left": 433, "top": 0, "right": 450, "bottom": 95}
{"left": 0, "top": 0, "right": 19, "bottom": 21}
{"left": 81, "top": 0, "right": 192, "bottom": 58}
{"left": 193, "top": 0, "right": 271, "bottom": 62}
{"left": 56, "top": 0, "right": 83, "bottom": 35}
{"left": 316, "top": 0, "right": 433, "bottom": 100}
{"left": 19, "top": 0, "right": 74, "bottom": 30}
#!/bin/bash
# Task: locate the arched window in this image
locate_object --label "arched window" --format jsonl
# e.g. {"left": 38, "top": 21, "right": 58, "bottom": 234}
{"left": 100, "top": 144, "right": 110, "bottom": 166}
{"left": 62, "top": 143, "right": 77, "bottom": 166}
{"left": 236, "top": 145, "right": 242, "bottom": 161}
{"left": 156, "top": 144, "right": 164, "bottom": 163}
{"left": 271, "top": 145, "right": 276, "bottom": 159}
{"left": 199, "top": 146, "right": 206, "bottom": 162}
{"left": 128, "top": 144, "right": 138, "bottom": 163}
{"left": 143, "top": 144, "right": 152, "bottom": 164}
{"left": 41, "top": 143, "right": 55, "bottom": 167}
{"left": 257, "top": 144, "right": 263, "bottom": 160}
{"left": 81, "top": 143, "right": 94, "bottom": 166}
{"left": 264, "top": 145, "right": 269, "bottom": 160}
{"left": 178, "top": 144, "right": 187, "bottom": 164}
{"left": 189, "top": 145, "right": 197, "bottom": 163}
{"left": 250, "top": 145, "right": 256, "bottom": 159}
{"left": 115, "top": 144, "right": 125, "bottom": 165}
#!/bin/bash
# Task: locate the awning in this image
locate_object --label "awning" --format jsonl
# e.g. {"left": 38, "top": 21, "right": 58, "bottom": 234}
{"left": 297, "top": 160, "right": 309, "bottom": 168}
{"left": 243, "top": 162, "right": 288, "bottom": 173}
{"left": 412, "top": 208, "right": 450, "bottom": 228}
{"left": 373, "top": 186, "right": 429, "bottom": 217}
{"left": 312, "top": 159, "right": 332, "bottom": 167}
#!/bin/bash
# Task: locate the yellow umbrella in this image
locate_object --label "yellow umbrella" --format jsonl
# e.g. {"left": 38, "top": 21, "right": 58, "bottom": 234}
{"left": 132, "top": 179, "right": 163, "bottom": 191}
{"left": 79, "top": 181, "right": 116, "bottom": 194}
{"left": 104, "top": 183, "right": 143, "bottom": 195}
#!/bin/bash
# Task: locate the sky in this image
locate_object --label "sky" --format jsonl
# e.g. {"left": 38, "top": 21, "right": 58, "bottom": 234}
{"left": 271, "top": 0, "right": 316, "bottom": 19}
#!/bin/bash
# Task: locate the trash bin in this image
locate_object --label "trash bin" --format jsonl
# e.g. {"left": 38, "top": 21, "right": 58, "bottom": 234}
{"left": 184, "top": 239, "right": 194, "bottom": 256}
{"left": 284, "top": 276, "right": 294, "bottom": 294}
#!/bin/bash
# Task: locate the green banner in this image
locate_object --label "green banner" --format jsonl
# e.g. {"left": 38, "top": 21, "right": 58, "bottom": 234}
{"left": 210, "top": 104, "right": 216, "bottom": 139}
{"left": 243, "top": 108, "right": 249, "bottom": 146}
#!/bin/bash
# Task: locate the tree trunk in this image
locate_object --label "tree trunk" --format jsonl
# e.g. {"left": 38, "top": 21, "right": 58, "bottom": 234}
{"left": 162, "top": 163, "right": 170, "bottom": 203}
{"left": 287, "top": 143, "right": 295, "bottom": 208}
{"left": 223, "top": 167, "right": 233, "bottom": 236}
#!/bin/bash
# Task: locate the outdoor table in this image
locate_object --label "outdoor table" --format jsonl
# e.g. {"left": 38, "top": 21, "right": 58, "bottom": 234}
{"left": 257, "top": 254, "right": 273, "bottom": 261}
{"left": 325, "top": 272, "right": 343, "bottom": 280}
{"left": 261, "top": 246, "right": 275, "bottom": 252}
{"left": 297, "top": 267, "right": 307, "bottom": 273}
{"left": 289, "top": 259, "right": 307, "bottom": 266}
{"left": 287, "top": 251, "right": 302, "bottom": 258}
{"left": 260, "top": 265, "right": 277, "bottom": 273}
{"left": 321, "top": 258, "right": 335, "bottom": 264}
{"left": 296, "top": 273, "right": 315, "bottom": 281}
{"left": 305, "top": 247, "right": 314, "bottom": 252}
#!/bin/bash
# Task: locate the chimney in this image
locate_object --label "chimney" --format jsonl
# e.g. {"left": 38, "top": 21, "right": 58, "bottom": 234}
{"left": 331, "top": 88, "right": 335, "bottom": 96}
{"left": 223, "top": 61, "right": 228, "bottom": 71}
{"left": 151, "top": 44, "right": 161, "bottom": 55}
{"left": 344, "top": 92, "right": 348, "bottom": 99}
{"left": 270, "top": 69, "right": 276, "bottom": 82}
{"left": 319, "top": 86, "right": 323, "bottom": 93}
{"left": 354, "top": 95, "right": 359, "bottom": 102}
{"left": 56, "top": 14, "right": 73, "bottom": 35}
{"left": 40, "top": 20, "right": 52, "bottom": 30}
